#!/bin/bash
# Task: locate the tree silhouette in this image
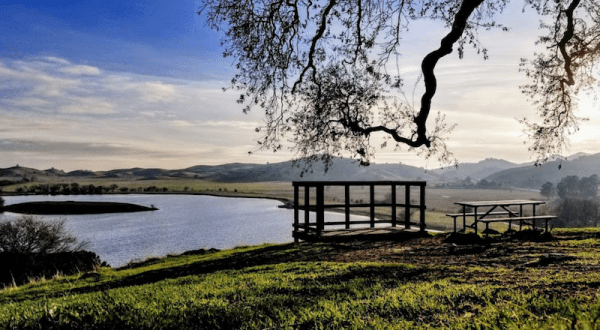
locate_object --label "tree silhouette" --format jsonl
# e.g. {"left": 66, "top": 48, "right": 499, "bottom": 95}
{"left": 540, "top": 182, "right": 555, "bottom": 200}
{"left": 200, "top": 0, "right": 600, "bottom": 169}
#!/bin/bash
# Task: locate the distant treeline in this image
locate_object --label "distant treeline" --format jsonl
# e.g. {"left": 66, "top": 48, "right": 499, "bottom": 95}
{"left": 434, "top": 178, "right": 503, "bottom": 189}
{"left": 9, "top": 183, "right": 170, "bottom": 195}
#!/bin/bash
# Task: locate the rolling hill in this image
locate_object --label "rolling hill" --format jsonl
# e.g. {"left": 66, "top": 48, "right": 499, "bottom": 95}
{"left": 484, "top": 153, "right": 600, "bottom": 188}
{"left": 1, "top": 152, "right": 598, "bottom": 188}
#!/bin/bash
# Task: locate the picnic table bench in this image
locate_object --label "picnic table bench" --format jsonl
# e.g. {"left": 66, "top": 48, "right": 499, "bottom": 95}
{"left": 450, "top": 200, "right": 557, "bottom": 235}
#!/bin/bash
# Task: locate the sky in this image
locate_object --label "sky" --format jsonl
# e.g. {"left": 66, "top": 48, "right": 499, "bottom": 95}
{"left": 1, "top": 1, "right": 599, "bottom": 172}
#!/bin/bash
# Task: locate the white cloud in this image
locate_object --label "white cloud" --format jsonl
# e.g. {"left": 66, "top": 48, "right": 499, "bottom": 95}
{"left": 142, "top": 81, "right": 178, "bottom": 103}
{"left": 168, "top": 120, "right": 258, "bottom": 129}
{"left": 59, "top": 97, "right": 116, "bottom": 114}
{"left": 59, "top": 64, "right": 101, "bottom": 76}
{"left": 43, "top": 57, "right": 72, "bottom": 65}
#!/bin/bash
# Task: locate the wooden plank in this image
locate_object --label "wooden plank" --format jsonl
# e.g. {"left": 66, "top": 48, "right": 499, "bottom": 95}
{"left": 295, "top": 220, "right": 404, "bottom": 226}
{"left": 405, "top": 185, "right": 410, "bottom": 229}
{"left": 455, "top": 200, "right": 546, "bottom": 207}
{"left": 294, "top": 185, "right": 299, "bottom": 243}
{"left": 316, "top": 184, "right": 324, "bottom": 234}
{"left": 391, "top": 184, "right": 397, "bottom": 227}
{"left": 292, "top": 181, "right": 427, "bottom": 186}
{"left": 304, "top": 186, "right": 310, "bottom": 228}
{"left": 370, "top": 184, "right": 375, "bottom": 228}
{"left": 478, "top": 215, "right": 557, "bottom": 223}
{"left": 419, "top": 184, "right": 426, "bottom": 232}
{"left": 446, "top": 211, "right": 520, "bottom": 217}
{"left": 345, "top": 184, "right": 350, "bottom": 229}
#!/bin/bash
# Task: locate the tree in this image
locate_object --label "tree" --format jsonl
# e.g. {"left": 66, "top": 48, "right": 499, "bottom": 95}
{"left": 579, "top": 174, "right": 599, "bottom": 200}
{"left": 555, "top": 175, "right": 600, "bottom": 226}
{"left": 0, "top": 215, "right": 88, "bottom": 254}
{"left": 0, "top": 197, "right": 4, "bottom": 208}
{"left": 200, "top": 0, "right": 600, "bottom": 169}
{"left": 557, "top": 175, "right": 581, "bottom": 199}
{"left": 540, "top": 182, "right": 556, "bottom": 200}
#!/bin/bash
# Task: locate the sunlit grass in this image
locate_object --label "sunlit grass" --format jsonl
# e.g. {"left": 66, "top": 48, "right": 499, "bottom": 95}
{"left": 3, "top": 229, "right": 600, "bottom": 329}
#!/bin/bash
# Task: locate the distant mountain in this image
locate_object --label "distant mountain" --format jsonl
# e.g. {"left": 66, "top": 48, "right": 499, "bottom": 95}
{"left": 183, "top": 158, "right": 439, "bottom": 182}
{"left": 484, "top": 153, "right": 600, "bottom": 189}
{"left": 0, "top": 158, "right": 438, "bottom": 183}
{"left": 432, "top": 158, "right": 519, "bottom": 181}
{"left": 3, "top": 153, "right": 598, "bottom": 187}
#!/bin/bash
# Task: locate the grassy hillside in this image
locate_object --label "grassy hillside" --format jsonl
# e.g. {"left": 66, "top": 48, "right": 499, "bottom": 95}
{"left": 2, "top": 229, "right": 600, "bottom": 329}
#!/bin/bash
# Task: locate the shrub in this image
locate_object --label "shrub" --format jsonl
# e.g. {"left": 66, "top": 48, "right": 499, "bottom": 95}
{"left": 554, "top": 198, "right": 600, "bottom": 227}
{"left": 0, "top": 215, "right": 89, "bottom": 254}
{"left": 0, "top": 215, "right": 102, "bottom": 286}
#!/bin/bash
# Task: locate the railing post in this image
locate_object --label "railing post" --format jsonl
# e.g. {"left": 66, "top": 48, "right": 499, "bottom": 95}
{"left": 316, "top": 184, "right": 324, "bottom": 235}
{"left": 294, "top": 184, "right": 299, "bottom": 243}
{"left": 304, "top": 185, "right": 310, "bottom": 230}
{"left": 370, "top": 184, "right": 375, "bottom": 228}
{"left": 345, "top": 184, "right": 350, "bottom": 229}
{"left": 405, "top": 185, "right": 411, "bottom": 229}
{"left": 391, "top": 184, "right": 397, "bottom": 227}
{"left": 420, "top": 183, "right": 426, "bottom": 232}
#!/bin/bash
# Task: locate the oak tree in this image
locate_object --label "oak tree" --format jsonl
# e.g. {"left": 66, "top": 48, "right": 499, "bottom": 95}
{"left": 199, "top": 0, "right": 600, "bottom": 169}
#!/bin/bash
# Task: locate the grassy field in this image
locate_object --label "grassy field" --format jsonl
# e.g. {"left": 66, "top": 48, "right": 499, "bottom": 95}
{"left": 2, "top": 228, "right": 600, "bottom": 329}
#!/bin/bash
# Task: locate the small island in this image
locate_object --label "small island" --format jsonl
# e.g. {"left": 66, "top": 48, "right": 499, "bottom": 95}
{"left": 1, "top": 201, "right": 158, "bottom": 215}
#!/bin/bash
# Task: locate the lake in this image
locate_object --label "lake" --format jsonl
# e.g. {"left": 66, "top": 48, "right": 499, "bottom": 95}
{"left": 0, "top": 194, "right": 372, "bottom": 267}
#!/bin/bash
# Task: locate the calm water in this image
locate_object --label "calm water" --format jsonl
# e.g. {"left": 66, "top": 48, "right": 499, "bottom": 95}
{"left": 0, "top": 194, "right": 296, "bottom": 267}
{"left": 0, "top": 194, "right": 373, "bottom": 267}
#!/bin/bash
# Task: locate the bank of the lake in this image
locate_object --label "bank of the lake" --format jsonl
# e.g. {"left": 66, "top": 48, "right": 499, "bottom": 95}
{"left": 2, "top": 228, "right": 600, "bottom": 329}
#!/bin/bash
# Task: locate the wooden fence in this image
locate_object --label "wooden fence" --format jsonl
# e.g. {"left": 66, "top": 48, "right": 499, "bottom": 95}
{"left": 292, "top": 181, "right": 426, "bottom": 242}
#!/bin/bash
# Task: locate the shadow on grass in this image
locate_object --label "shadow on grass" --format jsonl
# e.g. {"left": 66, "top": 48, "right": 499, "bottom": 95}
{"left": 31, "top": 232, "right": 437, "bottom": 300}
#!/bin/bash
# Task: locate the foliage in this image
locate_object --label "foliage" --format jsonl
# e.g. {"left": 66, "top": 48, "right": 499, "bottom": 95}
{"left": 0, "top": 251, "right": 103, "bottom": 287}
{"left": 556, "top": 174, "right": 599, "bottom": 200}
{"left": 0, "top": 215, "right": 88, "bottom": 254}
{"left": 200, "top": 0, "right": 600, "bottom": 169}
{"left": 540, "top": 181, "right": 556, "bottom": 199}
{"left": 0, "top": 216, "right": 99, "bottom": 287}
{"left": 553, "top": 175, "right": 600, "bottom": 226}
{"left": 555, "top": 198, "right": 600, "bottom": 227}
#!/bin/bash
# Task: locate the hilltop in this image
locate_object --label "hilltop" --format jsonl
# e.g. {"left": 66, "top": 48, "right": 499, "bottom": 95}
{"left": 2, "top": 229, "right": 600, "bottom": 329}
{"left": 1, "top": 152, "right": 599, "bottom": 189}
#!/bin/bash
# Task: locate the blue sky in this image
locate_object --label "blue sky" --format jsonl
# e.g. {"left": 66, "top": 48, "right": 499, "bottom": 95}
{"left": 1, "top": 1, "right": 599, "bottom": 171}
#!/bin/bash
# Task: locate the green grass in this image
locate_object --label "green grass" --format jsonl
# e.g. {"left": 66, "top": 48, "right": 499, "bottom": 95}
{"left": 2, "top": 230, "right": 600, "bottom": 329}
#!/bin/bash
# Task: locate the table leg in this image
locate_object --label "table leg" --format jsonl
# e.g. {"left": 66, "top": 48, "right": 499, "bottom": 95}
{"left": 474, "top": 207, "right": 478, "bottom": 233}
{"left": 462, "top": 205, "right": 466, "bottom": 232}
{"left": 532, "top": 204, "right": 535, "bottom": 230}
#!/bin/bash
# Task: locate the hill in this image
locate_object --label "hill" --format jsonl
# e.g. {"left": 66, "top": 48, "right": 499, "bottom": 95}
{"left": 485, "top": 153, "right": 600, "bottom": 188}
{"left": 2, "top": 229, "right": 600, "bottom": 328}
{"left": 2, "top": 152, "right": 599, "bottom": 188}
{"left": 432, "top": 158, "right": 519, "bottom": 181}
{"left": 0, "top": 158, "right": 439, "bottom": 183}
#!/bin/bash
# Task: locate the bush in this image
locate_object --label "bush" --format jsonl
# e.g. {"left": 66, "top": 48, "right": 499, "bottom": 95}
{"left": 554, "top": 198, "right": 600, "bottom": 227}
{"left": 0, "top": 215, "right": 89, "bottom": 254}
{"left": 0, "top": 251, "right": 103, "bottom": 286}
{"left": 0, "top": 215, "right": 102, "bottom": 286}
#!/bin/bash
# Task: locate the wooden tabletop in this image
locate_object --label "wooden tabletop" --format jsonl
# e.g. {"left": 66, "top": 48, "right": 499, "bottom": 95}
{"left": 455, "top": 200, "right": 546, "bottom": 207}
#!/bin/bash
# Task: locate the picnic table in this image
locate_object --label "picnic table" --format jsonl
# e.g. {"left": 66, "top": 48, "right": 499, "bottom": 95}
{"left": 447, "top": 200, "right": 557, "bottom": 234}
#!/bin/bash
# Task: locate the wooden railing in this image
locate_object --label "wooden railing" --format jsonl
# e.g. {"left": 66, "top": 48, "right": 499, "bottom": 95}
{"left": 292, "top": 181, "right": 426, "bottom": 242}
